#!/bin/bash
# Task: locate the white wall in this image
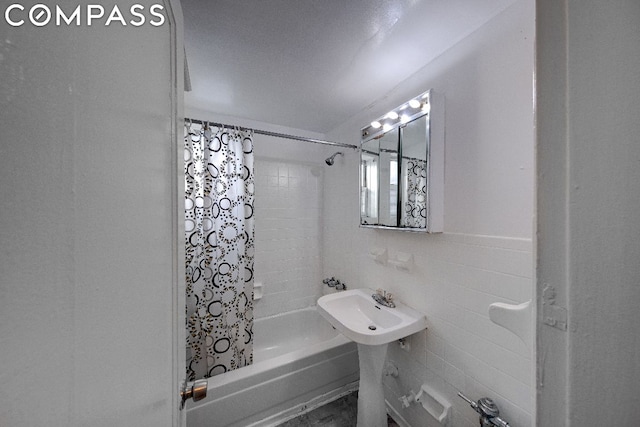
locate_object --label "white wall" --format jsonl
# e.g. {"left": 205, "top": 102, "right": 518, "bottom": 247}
{"left": 324, "top": 1, "right": 535, "bottom": 426}
{"left": 536, "top": 0, "right": 640, "bottom": 424}
{"left": 0, "top": 1, "right": 183, "bottom": 425}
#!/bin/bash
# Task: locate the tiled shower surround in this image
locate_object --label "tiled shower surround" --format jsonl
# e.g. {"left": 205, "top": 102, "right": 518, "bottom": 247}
{"left": 253, "top": 158, "right": 324, "bottom": 320}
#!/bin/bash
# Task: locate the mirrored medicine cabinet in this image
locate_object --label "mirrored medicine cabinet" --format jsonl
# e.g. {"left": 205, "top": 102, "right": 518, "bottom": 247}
{"left": 359, "top": 89, "right": 444, "bottom": 233}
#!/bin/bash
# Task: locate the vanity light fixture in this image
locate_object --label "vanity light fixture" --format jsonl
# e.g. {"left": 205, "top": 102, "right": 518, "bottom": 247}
{"left": 408, "top": 99, "right": 421, "bottom": 109}
{"left": 360, "top": 89, "right": 433, "bottom": 141}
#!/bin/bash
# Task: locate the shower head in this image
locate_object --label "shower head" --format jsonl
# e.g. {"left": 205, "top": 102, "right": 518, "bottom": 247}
{"left": 325, "top": 152, "right": 344, "bottom": 166}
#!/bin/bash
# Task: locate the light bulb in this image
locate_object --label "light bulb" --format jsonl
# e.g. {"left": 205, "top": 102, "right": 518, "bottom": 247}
{"left": 382, "top": 123, "right": 393, "bottom": 132}
{"left": 408, "top": 99, "right": 421, "bottom": 109}
{"left": 386, "top": 111, "right": 399, "bottom": 120}
{"left": 400, "top": 114, "right": 411, "bottom": 124}
{"left": 371, "top": 121, "right": 382, "bottom": 129}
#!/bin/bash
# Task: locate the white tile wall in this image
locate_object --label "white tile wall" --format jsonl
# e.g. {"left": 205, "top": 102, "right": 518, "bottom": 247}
{"left": 354, "top": 241, "right": 528, "bottom": 425}
{"left": 369, "top": 234, "right": 534, "bottom": 427}
{"left": 253, "top": 157, "right": 324, "bottom": 319}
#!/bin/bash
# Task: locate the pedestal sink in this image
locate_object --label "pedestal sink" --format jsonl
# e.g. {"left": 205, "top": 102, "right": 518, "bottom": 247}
{"left": 317, "top": 288, "right": 427, "bottom": 427}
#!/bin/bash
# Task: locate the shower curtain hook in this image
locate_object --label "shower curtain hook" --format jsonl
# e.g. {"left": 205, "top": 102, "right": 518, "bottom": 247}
{"left": 186, "top": 118, "right": 195, "bottom": 136}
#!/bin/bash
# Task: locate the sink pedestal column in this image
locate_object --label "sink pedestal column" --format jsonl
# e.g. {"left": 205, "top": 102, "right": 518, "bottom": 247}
{"left": 356, "top": 343, "right": 389, "bottom": 427}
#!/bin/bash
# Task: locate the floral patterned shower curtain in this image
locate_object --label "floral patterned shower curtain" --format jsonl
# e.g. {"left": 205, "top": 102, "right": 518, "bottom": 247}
{"left": 402, "top": 158, "right": 427, "bottom": 228}
{"left": 184, "top": 121, "right": 255, "bottom": 381}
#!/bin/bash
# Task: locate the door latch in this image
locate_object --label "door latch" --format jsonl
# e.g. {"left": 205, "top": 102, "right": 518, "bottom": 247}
{"left": 180, "top": 379, "right": 207, "bottom": 410}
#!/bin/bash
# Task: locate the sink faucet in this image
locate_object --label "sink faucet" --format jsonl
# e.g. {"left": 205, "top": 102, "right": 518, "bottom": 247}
{"left": 372, "top": 289, "right": 395, "bottom": 308}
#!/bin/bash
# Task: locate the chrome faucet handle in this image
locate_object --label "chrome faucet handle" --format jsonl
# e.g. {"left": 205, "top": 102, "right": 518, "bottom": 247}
{"left": 371, "top": 290, "right": 396, "bottom": 307}
{"left": 458, "top": 392, "right": 475, "bottom": 407}
{"left": 324, "top": 277, "right": 344, "bottom": 288}
{"left": 477, "top": 397, "right": 500, "bottom": 418}
{"left": 489, "top": 416, "right": 510, "bottom": 427}
{"left": 458, "top": 393, "right": 510, "bottom": 427}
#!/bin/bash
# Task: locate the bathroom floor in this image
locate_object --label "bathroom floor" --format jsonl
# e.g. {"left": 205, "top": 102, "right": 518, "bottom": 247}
{"left": 276, "top": 392, "right": 400, "bottom": 427}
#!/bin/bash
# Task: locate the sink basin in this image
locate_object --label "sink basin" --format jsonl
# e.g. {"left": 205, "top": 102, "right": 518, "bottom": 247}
{"left": 317, "top": 288, "right": 427, "bottom": 346}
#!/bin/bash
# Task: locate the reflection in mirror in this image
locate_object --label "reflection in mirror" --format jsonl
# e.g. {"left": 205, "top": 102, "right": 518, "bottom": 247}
{"left": 359, "top": 89, "right": 443, "bottom": 232}
{"left": 378, "top": 131, "right": 399, "bottom": 226}
{"left": 400, "top": 116, "right": 427, "bottom": 228}
{"left": 360, "top": 138, "right": 379, "bottom": 225}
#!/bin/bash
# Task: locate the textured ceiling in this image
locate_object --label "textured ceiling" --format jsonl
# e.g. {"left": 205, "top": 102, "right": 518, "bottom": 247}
{"left": 182, "top": 0, "right": 516, "bottom": 134}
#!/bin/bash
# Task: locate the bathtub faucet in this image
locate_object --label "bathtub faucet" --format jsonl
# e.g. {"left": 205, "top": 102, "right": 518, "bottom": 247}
{"left": 458, "top": 392, "right": 510, "bottom": 427}
{"left": 322, "top": 277, "right": 346, "bottom": 291}
{"left": 372, "top": 288, "right": 395, "bottom": 308}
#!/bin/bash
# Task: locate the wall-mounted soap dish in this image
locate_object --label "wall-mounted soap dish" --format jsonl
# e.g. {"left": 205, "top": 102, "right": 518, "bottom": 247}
{"left": 388, "top": 252, "right": 413, "bottom": 272}
{"left": 368, "top": 247, "right": 388, "bottom": 265}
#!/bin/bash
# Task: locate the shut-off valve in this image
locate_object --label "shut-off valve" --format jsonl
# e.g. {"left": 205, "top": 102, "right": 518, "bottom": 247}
{"left": 458, "top": 392, "right": 510, "bottom": 427}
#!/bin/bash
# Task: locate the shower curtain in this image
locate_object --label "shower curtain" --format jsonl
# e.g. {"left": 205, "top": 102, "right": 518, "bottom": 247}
{"left": 184, "top": 121, "right": 255, "bottom": 381}
{"left": 402, "top": 159, "right": 427, "bottom": 228}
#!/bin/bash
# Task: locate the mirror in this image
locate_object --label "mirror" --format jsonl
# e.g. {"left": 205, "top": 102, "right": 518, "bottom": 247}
{"left": 360, "top": 90, "right": 444, "bottom": 232}
{"left": 378, "top": 130, "right": 399, "bottom": 226}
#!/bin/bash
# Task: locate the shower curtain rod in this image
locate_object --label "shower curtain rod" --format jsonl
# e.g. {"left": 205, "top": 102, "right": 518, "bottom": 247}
{"left": 185, "top": 117, "right": 358, "bottom": 150}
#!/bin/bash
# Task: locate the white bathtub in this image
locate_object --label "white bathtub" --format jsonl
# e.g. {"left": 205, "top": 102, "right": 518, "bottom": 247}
{"left": 186, "top": 306, "right": 359, "bottom": 427}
